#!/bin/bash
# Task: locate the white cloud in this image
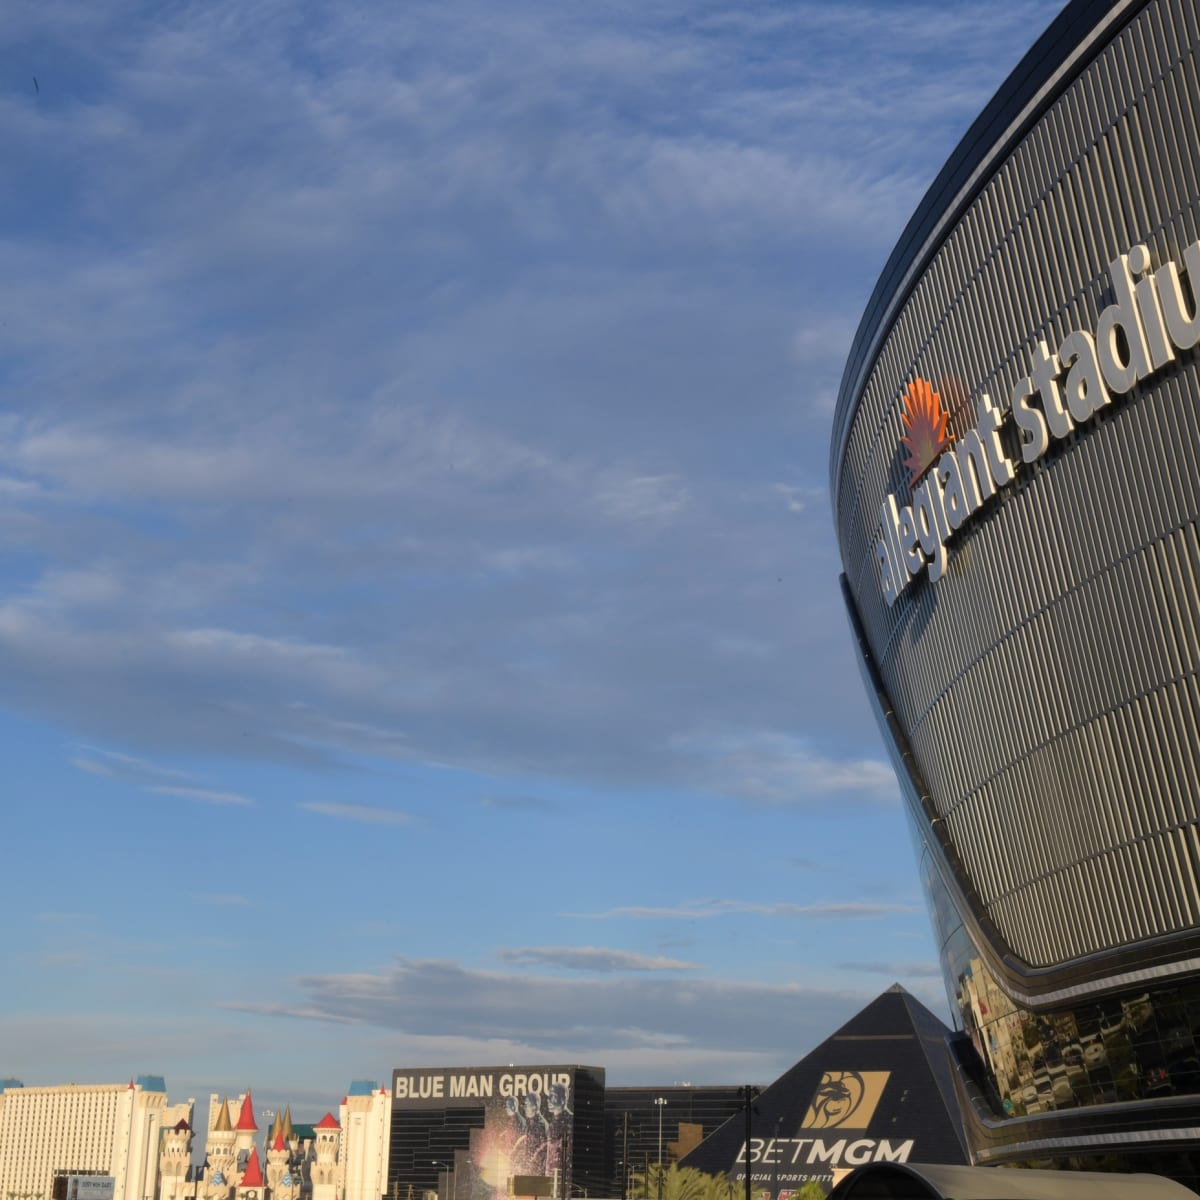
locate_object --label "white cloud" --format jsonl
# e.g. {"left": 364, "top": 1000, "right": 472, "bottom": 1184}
{"left": 0, "top": 0, "right": 1055, "bottom": 1103}
{"left": 672, "top": 731, "right": 898, "bottom": 806}
{"left": 594, "top": 473, "right": 690, "bottom": 525}
{"left": 770, "top": 483, "right": 820, "bottom": 515}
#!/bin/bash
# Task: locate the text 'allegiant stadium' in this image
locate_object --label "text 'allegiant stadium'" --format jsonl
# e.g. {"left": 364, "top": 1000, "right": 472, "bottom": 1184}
{"left": 876, "top": 239, "right": 1200, "bottom": 607}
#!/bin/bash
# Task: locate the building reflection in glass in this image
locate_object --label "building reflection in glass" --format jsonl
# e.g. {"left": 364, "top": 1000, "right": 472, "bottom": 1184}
{"left": 915, "top": 837, "right": 1200, "bottom": 1118}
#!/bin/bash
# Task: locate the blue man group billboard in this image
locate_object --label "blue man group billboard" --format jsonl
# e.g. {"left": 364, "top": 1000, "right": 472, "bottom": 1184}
{"left": 391, "top": 1065, "right": 604, "bottom": 1200}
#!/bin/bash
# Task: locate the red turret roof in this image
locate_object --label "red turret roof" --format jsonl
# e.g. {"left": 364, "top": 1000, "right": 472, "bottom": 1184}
{"left": 241, "top": 1147, "right": 265, "bottom": 1187}
{"left": 315, "top": 1112, "right": 341, "bottom": 1129}
{"left": 236, "top": 1090, "right": 258, "bottom": 1131}
{"left": 273, "top": 1130, "right": 287, "bottom": 1152}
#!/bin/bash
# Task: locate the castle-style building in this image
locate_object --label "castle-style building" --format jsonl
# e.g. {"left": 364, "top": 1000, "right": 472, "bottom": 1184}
{"left": 0, "top": 1079, "right": 391, "bottom": 1200}
{"left": 158, "top": 1087, "right": 391, "bottom": 1200}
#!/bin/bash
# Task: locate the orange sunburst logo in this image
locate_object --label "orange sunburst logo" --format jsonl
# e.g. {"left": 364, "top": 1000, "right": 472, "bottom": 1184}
{"left": 900, "top": 377, "right": 952, "bottom": 487}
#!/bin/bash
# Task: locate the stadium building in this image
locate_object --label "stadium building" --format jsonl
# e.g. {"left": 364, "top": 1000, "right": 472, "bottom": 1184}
{"left": 829, "top": 0, "right": 1200, "bottom": 1184}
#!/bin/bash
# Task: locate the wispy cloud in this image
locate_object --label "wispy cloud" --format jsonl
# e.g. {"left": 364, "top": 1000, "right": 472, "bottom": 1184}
{"left": 71, "top": 746, "right": 190, "bottom": 786}
{"left": 839, "top": 960, "right": 944, "bottom": 978}
{"left": 594, "top": 473, "right": 689, "bottom": 525}
{"left": 788, "top": 857, "right": 824, "bottom": 871}
{"left": 71, "top": 748, "right": 254, "bottom": 808}
{"left": 0, "top": 0, "right": 1054, "bottom": 1105}
{"left": 673, "top": 733, "right": 898, "bottom": 807}
{"left": 497, "top": 946, "right": 701, "bottom": 972}
{"left": 224, "top": 957, "right": 874, "bottom": 1059}
{"left": 299, "top": 802, "right": 414, "bottom": 826}
{"left": 481, "top": 793, "right": 557, "bottom": 811}
{"left": 37, "top": 952, "right": 91, "bottom": 968}
{"left": 148, "top": 785, "right": 254, "bottom": 807}
{"left": 571, "top": 900, "right": 918, "bottom": 920}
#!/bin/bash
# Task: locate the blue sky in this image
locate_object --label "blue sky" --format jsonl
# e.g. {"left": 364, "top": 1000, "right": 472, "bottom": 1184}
{"left": 2, "top": 0, "right": 1062, "bottom": 1120}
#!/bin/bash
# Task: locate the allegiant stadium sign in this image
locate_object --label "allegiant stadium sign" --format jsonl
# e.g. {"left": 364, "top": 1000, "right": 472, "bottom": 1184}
{"left": 876, "top": 239, "right": 1200, "bottom": 607}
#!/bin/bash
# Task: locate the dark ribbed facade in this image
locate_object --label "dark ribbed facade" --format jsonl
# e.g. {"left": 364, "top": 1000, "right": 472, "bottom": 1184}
{"left": 830, "top": 0, "right": 1200, "bottom": 1184}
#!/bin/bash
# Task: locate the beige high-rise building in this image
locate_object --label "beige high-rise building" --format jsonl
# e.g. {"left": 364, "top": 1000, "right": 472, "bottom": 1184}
{"left": 336, "top": 1085, "right": 390, "bottom": 1200}
{"left": 0, "top": 1078, "right": 168, "bottom": 1200}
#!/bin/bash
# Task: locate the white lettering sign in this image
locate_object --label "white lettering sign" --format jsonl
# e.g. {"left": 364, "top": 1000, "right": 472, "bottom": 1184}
{"left": 736, "top": 1138, "right": 914, "bottom": 1169}
{"left": 876, "top": 239, "right": 1200, "bottom": 605}
{"left": 395, "top": 1070, "right": 570, "bottom": 1102}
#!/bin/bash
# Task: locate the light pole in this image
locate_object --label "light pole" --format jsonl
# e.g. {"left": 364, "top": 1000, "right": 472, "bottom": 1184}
{"left": 433, "top": 1161, "right": 449, "bottom": 1200}
{"left": 740, "top": 1086, "right": 757, "bottom": 1200}
{"left": 771, "top": 1115, "right": 781, "bottom": 1200}
{"left": 620, "top": 1111, "right": 630, "bottom": 1200}
{"left": 654, "top": 1098, "right": 667, "bottom": 1200}
{"left": 437, "top": 1159, "right": 457, "bottom": 1200}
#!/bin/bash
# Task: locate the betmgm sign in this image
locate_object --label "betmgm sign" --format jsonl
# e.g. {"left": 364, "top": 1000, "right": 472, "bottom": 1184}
{"left": 736, "top": 1072, "right": 914, "bottom": 1190}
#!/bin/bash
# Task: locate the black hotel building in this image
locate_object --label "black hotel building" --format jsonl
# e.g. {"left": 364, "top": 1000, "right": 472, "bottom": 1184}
{"left": 831, "top": 0, "right": 1200, "bottom": 1185}
{"left": 386, "top": 1067, "right": 745, "bottom": 1200}
{"left": 387, "top": 992, "right": 967, "bottom": 1200}
{"left": 387, "top": 1066, "right": 606, "bottom": 1200}
{"left": 602, "top": 1087, "right": 745, "bottom": 1195}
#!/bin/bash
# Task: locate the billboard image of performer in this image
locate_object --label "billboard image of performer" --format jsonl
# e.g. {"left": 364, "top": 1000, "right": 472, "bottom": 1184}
{"left": 545, "top": 1083, "right": 573, "bottom": 1181}
{"left": 511, "top": 1093, "right": 550, "bottom": 1174}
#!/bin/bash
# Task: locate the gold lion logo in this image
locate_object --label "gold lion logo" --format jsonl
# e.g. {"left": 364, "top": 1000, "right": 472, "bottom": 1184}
{"left": 801, "top": 1071, "right": 889, "bottom": 1129}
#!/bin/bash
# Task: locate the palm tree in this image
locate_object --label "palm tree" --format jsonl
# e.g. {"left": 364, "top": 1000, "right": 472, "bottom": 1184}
{"left": 629, "top": 1165, "right": 747, "bottom": 1200}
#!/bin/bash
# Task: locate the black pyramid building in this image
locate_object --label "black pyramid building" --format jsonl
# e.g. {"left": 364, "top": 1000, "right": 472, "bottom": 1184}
{"left": 679, "top": 987, "right": 968, "bottom": 1197}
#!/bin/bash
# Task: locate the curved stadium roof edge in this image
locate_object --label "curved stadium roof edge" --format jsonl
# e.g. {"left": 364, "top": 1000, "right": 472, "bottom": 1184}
{"left": 829, "top": 0, "right": 1147, "bottom": 509}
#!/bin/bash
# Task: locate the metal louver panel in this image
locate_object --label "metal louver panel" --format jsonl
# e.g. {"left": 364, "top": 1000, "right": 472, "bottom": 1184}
{"left": 833, "top": 0, "right": 1200, "bottom": 973}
